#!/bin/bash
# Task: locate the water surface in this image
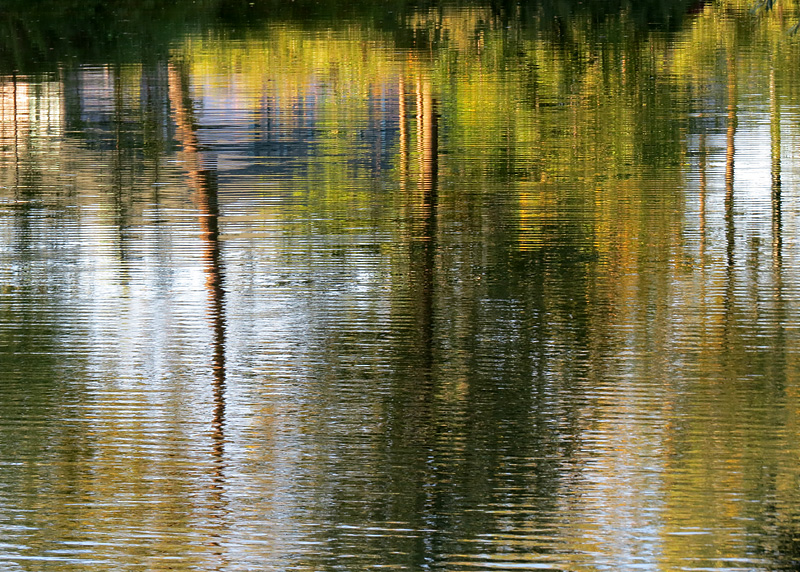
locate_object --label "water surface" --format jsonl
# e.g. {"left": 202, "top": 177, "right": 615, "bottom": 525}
{"left": 2, "top": 0, "right": 800, "bottom": 570}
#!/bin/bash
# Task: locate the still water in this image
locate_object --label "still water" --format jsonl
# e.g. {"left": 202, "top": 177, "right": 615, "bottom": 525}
{"left": 2, "top": 0, "right": 800, "bottom": 570}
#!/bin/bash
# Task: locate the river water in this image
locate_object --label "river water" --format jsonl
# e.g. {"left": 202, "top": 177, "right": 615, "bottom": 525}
{"left": 1, "top": 0, "right": 800, "bottom": 570}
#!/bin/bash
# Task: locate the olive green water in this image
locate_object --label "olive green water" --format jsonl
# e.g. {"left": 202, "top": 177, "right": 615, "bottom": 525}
{"left": 2, "top": 0, "right": 800, "bottom": 570}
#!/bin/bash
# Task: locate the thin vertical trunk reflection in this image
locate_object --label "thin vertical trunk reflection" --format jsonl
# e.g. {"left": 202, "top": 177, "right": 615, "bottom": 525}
{"left": 399, "top": 76, "right": 409, "bottom": 191}
{"left": 12, "top": 73, "right": 19, "bottom": 195}
{"left": 723, "top": 53, "right": 737, "bottom": 355}
{"left": 112, "top": 64, "right": 131, "bottom": 279}
{"left": 168, "top": 59, "right": 229, "bottom": 565}
{"left": 416, "top": 78, "right": 438, "bottom": 365}
{"left": 387, "top": 76, "right": 441, "bottom": 561}
{"left": 769, "top": 66, "right": 786, "bottom": 396}
{"left": 770, "top": 68, "right": 782, "bottom": 273}
{"left": 698, "top": 130, "right": 707, "bottom": 265}
{"left": 725, "top": 57, "right": 736, "bottom": 271}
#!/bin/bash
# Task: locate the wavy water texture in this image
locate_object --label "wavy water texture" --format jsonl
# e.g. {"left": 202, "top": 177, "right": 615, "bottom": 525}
{"left": 1, "top": 1, "right": 800, "bottom": 571}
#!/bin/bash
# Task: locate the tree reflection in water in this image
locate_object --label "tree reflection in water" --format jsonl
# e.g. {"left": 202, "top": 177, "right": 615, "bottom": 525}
{"left": 1, "top": 0, "right": 800, "bottom": 570}
{"left": 169, "top": 59, "right": 230, "bottom": 564}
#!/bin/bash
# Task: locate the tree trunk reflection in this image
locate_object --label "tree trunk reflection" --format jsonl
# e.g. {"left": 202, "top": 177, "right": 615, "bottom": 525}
{"left": 770, "top": 67, "right": 782, "bottom": 273}
{"left": 723, "top": 52, "right": 737, "bottom": 357}
{"left": 416, "top": 78, "right": 438, "bottom": 356}
{"left": 168, "top": 59, "right": 229, "bottom": 565}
